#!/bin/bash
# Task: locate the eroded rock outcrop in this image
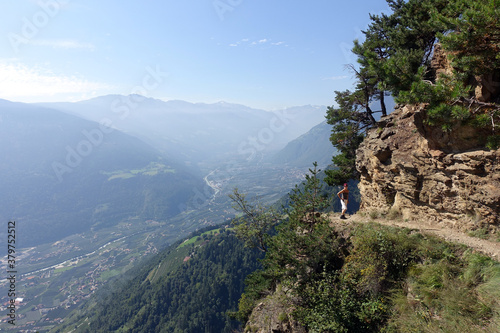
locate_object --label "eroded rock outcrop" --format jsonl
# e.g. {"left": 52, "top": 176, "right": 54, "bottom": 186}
{"left": 356, "top": 104, "right": 500, "bottom": 231}
{"left": 244, "top": 286, "right": 306, "bottom": 333}
{"left": 431, "top": 42, "right": 500, "bottom": 103}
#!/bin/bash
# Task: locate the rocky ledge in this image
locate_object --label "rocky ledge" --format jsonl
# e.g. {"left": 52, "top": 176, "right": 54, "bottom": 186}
{"left": 356, "top": 104, "right": 499, "bottom": 232}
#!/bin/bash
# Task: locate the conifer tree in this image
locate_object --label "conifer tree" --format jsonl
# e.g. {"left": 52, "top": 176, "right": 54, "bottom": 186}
{"left": 265, "top": 163, "right": 342, "bottom": 286}
{"left": 324, "top": 0, "right": 500, "bottom": 186}
{"left": 325, "top": 91, "right": 368, "bottom": 185}
{"left": 229, "top": 188, "right": 281, "bottom": 253}
{"left": 436, "top": 0, "right": 500, "bottom": 76}
{"left": 397, "top": 0, "right": 500, "bottom": 147}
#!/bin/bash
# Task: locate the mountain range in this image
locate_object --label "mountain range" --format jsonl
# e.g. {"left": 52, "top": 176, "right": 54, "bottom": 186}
{"left": 0, "top": 99, "right": 205, "bottom": 247}
{"left": 39, "top": 96, "right": 327, "bottom": 168}
{"left": 0, "top": 96, "right": 330, "bottom": 248}
{"left": 268, "top": 121, "right": 336, "bottom": 168}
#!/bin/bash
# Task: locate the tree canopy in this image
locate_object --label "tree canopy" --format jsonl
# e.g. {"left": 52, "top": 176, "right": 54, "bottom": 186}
{"left": 326, "top": 0, "right": 500, "bottom": 186}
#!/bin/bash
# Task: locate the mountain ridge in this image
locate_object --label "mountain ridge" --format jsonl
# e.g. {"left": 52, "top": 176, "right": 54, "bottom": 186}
{"left": 268, "top": 121, "right": 337, "bottom": 169}
{"left": 38, "top": 95, "right": 327, "bottom": 165}
{"left": 0, "top": 100, "right": 206, "bottom": 247}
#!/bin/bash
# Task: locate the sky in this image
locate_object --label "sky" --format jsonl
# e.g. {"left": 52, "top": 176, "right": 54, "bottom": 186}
{"left": 0, "top": 0, "right": 391, "bottom": 110}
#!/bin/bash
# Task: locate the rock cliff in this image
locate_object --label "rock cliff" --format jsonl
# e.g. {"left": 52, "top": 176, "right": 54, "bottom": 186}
{"left": 244, "top": 286, "right": 306, "bottom": 333}
{"left": 356, "top": 103, "right": 500, "bottom": 232}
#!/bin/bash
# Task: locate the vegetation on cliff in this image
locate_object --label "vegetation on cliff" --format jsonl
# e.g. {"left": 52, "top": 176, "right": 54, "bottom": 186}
{"left": 50, "top": 2, "right": 500, "bottom": 332}
{"left": 325, "top": 0, "right": 500, "bottom": 186}
{"left": 53, "top": 226, "right": 263, "bottom": 333}
{"left": 234, "top": 167, "right": 500, "bottom": 332}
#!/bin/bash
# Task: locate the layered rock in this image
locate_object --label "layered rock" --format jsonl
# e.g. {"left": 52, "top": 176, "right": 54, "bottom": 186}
{"left": 431, "top": 42, "right": 500, "bottom": 103}
{"left": 244, "top": 286, "right": 306, "bottom": 333}
{"left": 430, "top": 43, "right": 453, "bottom": 78}
{"left": 356, "top": 104, "right": 500, "bottom": 231}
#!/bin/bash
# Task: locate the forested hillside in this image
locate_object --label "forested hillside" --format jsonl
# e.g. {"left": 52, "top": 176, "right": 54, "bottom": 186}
{"left": 54, "top": 225, "right": 263, "bottom": 332}
{"left": 0, "top": 100, "right": 205, "bottom": 246}
{"left": 269, "top": 121, "right": 336, "bottom": 168}
{"left": 232, "top": 168, "right": 500, "bottom": 332}
{"left": 47, "top": 0, "right": 500, "bottom": 331}
{"left": 54, "top": 163, "right": 500, "bottom": 333}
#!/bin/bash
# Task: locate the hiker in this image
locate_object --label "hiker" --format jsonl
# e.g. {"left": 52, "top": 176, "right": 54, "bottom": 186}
{"left": 337, "top": 183, "right": 349, "bottom": 219}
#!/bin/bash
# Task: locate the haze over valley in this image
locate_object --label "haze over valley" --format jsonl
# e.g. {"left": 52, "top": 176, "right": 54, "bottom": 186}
{"left": 0, "top": 94, "right": 333, "bottom": 329}
{"left": 4, "top": 1, "right": 497, "bottom": 332}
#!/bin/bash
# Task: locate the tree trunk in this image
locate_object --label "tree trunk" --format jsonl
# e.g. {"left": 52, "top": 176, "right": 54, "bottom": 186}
{"left": 380, "top": 91, "right": 387, "bottom": 116}
{"left": 366, "top": 105, "right": 377, "bottom": 125}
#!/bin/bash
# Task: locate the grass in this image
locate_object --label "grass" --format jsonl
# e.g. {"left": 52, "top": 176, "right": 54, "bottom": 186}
{"left": 275, "top": 221, "right": 500, "bottom": 332}
{"left": 383, "top": 250, "right": 500, "bottom": 332}
{"left": 177, "top": 228, "right": 223, "bottom": 249}
{"left": 468, "top": 227, "right": 490, "bottom": 240}
{"left": 103, "top": 162, "right": 176, "bottom": 181}
{"left": 386, "top": 207, "right": 401, "bottom": 220}
{"left": 467, "top": 227, "right": 500, "bottom": 243}
{"left": 54, "top": 266, "right": 74, "bottom": 274}
{"left": 177, "top": 236, "right": 199, "bottom": 249}
{"left": 369, "top": 210, "right": 381, "bottom": 220}
{"left": 99, "top": 269, "right": 122, "bottom": 281}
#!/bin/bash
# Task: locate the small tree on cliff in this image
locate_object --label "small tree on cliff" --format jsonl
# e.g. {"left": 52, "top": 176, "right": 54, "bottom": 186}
{"left": 234, "top": 164, "right": 343, "bottom": 323}
{"left": 265, "top": 163, "right": 343, "bottom": 288}
{"left": 324, "top": 90, "right": 370, "bottom": 185}
{"left": 396, "top": 0, "right": 500, "bottom": 148}
{"left": 229, "top": 188, "right": 281, "bottom": 253}
{"left": 435, "top": 0, "right": 500, "bottom": 77}
{"left": 323, "top": 0, "right": 500, "bottom": 186}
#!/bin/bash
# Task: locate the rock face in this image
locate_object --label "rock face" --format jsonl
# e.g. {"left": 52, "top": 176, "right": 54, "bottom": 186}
{"left": 430, "top": 43, "right": 454, "bottom": 78}
{"left": 244, "top": 286, "right": 306, "bottom": 333}
{"left": 356, "top": 104, "right": 500, "bottom": 231}
{"left": 430, "top": 42, "right": 500, "bottom": 103}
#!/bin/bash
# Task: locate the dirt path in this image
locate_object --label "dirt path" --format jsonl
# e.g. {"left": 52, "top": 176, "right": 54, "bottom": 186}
{"left": 328, "top": 213, "right": 500, "bottom": 261}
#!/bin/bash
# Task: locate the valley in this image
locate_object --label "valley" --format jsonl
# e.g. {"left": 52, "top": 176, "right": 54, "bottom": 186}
{"left": 0, "top": 162, "right": 311, "bottom": 332}
{"left": 2, "top": 1, "right": 499, "bottom": 331}
{"left": 0, "top": 96, "right": 329, "bottom": 331}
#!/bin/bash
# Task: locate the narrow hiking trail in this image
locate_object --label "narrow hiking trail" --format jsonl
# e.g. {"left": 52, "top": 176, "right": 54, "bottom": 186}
{"left": 328, "top": 213, "right": 500, "bottom": 261}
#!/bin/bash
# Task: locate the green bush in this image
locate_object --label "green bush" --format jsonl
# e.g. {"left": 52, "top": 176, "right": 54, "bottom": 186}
{"left": 384, "top": 251, "right": 500, "bottom": 332}
{"left": 239, "top": 220, "right": 500, "bottom": 332}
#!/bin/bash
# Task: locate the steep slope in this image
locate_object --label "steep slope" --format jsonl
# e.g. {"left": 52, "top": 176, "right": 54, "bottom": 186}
{"left": 54, "top": 225, "right": 263, "bottom": 333}
{"left": 0, "top": 99, "right": 206, "bottom": 247}
{"left": 268, "top": 121, "right": 337, "bottom": 168}
{"left": 243, "top": 220, "right": 500, "bottom": 333}
{"left": 40, "top": 96, "right": 327, "bottom": 165}
{"left": 356, "top": 103, "right": 500, "bottom": 232}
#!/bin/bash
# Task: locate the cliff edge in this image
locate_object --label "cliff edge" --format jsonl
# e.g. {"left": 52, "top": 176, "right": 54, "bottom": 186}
{"left": 356, "top": 103, "right": 500, "bottom": 232}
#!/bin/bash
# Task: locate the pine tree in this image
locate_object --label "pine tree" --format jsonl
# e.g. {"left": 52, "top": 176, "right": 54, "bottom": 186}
{"left": 266, "top": 163, "right": 342, "bottom": 286}
{"left": 397, "top": 0, "right": 500, "bottom": 147}
{"left": 436, "top": 0, "right": 500, "bottom": 76}
{"left": 229, "top": 187, "right": 281, "bottom": 253}
{"left": 235, "top": 164, "right": 343, "bottom": 323}
{"left": 325, "top": 0, "right": 453, "bottom": 186}
{"left": 325, "top": 91, "right": 367, "bottom": 185}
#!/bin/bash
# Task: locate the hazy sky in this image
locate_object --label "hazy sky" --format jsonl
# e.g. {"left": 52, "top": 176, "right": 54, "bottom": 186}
{"left": 0, "top": 0, "right": 390, "bottom": 110}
